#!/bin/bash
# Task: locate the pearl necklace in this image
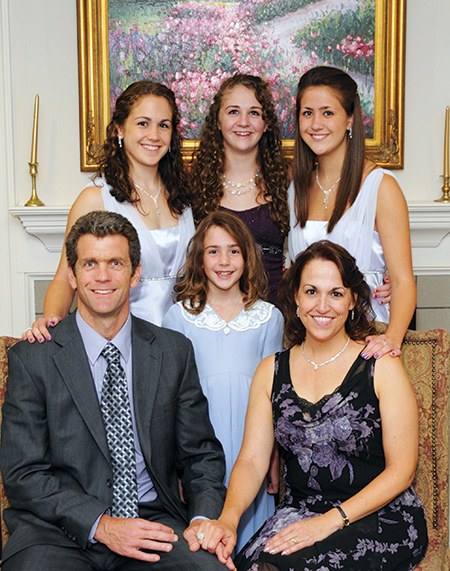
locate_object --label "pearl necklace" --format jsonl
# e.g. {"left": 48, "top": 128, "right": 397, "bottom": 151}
{"left": 315, "top": 170, "right": 341, "bottom": 210}
{"left": 301, "top": 337, "right": 350, "bottom": 370}
{"left": 134, "top": 181, "right": 162, "bottom": 215}
{"left": 222, "top": 170, "right": 259, "bottom": 196}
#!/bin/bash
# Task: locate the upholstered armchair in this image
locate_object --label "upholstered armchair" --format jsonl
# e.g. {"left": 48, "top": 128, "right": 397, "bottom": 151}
{"left": 1, "top": 330, "right": 450, "bottom": 568}
{"left": 0, "top": 336, "right": 19, "bottom": 555}
{"left": 398, "top": 328, "right": 450, "bottom": 570}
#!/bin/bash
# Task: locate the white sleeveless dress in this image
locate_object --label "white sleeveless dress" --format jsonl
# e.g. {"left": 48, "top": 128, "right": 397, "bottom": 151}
{"left": 288, "top": 168, "right": 397, "bottom": 323}
{"left": 95, "top": 178, "right": 195, "bottom": 325}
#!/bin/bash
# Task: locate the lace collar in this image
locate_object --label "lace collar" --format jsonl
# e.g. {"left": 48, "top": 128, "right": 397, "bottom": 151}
{"left": 179, "top": 299, "right": 274, "bottom": 334}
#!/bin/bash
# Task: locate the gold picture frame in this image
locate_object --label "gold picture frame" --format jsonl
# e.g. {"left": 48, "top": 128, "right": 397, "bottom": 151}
{"left": 77, "top": 0, "right": 405, "bottom": 171}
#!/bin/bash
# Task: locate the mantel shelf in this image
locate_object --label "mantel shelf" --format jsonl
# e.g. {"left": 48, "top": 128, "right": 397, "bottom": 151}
{"left": 10, "top": 201, "right": 450, "bottom": 253}
{"left": 10, "top": 206, "right": 70, "bottom": 253}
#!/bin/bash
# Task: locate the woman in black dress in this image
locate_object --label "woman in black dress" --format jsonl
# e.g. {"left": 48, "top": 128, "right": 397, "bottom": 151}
{"left": 193, "top": 240, "right": 427, "bottom": 571}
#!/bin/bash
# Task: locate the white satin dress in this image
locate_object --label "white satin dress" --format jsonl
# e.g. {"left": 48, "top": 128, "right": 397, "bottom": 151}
{"left": 288, "top": 168, "right": 398, "bottom": 323}
{"left": 96, "top": 178, "right": 195, "bottom": 325}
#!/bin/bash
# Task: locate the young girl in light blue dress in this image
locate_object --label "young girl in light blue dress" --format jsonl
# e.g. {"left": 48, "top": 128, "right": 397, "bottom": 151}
{"left": 163, "top": 211, "right": 284, "bottom": 551}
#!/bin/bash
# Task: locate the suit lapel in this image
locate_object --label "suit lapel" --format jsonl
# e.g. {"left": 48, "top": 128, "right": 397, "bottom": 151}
{"left": 52, "top": 313, "right": 110, "bottom": 462}
{"left": 131, "top": 318, "right": 162, "bottom": 450}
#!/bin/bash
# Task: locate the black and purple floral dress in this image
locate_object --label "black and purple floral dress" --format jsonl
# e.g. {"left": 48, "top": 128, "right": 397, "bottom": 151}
{"left": 235, "top": 350, "right": 428, "bottom": 571}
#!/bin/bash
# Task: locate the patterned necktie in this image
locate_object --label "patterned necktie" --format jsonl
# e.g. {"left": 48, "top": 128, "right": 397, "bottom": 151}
{"left": 101, "top": 342, "right": 139, "bottom": 518}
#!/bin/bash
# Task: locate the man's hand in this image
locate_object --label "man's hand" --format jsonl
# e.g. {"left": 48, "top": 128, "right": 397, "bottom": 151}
{"left": 94, "top": 514, "right": 178, "bottom": 562}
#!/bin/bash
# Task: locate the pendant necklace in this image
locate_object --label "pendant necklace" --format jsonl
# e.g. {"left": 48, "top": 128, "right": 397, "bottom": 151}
{"left": 134, "top": 180, "right": 162, "bottom": 215}
{"left": 301, "top": 337, "right": 350, "bottom": 370}
{"left": 209, "top": 296, "right": 243, "bottom": 335}
{"left": 222, "top": 170, "right": 259, "bottom": 196}
{"left": 315, "top": 169, "right": 341, "bottom": 210}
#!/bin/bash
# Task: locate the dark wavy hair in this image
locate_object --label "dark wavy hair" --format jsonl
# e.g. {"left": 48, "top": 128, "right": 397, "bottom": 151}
{"left": 279, "top": 240, "right": 376, "bottom": 346}
{"left": 66, "top": 210, "right": 141, "bottom": 275}
{"left": 292, "top": 66, "right": 366, "bottom": 233}
{"left": 175, "top": 211, "right": 268, "bottom": 314}
{"left": 189, "top": 74, "right": 290, "bottom": 234}
{"left": 94, "top": 81, "right": 189, "bottom": 215}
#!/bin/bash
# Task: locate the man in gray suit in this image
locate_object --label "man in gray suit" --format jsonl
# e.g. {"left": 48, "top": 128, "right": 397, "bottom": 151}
{"left": 0, "top": 211, "right": 229, "bottom": 570}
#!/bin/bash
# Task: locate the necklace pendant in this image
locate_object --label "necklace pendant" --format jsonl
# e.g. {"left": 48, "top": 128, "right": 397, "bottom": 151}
{"left": 224, "top": 326, "right": 230, "bottom": 335}
{"left": 313, "top": 363, "right": 318, "bottom": 370}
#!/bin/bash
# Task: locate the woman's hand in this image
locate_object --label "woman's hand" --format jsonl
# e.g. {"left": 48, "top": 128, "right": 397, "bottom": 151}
{"left": 372, "top": 274, "right": 391, "bottom": 305}
{"left": 362, "top": 334, "right": 401, "bottom": 359}
{"left": 263, "top": 511, "right": 341, "bottom": 556}
{"left": 185, "top": 519, "right": 237, "bottom": 570}
{"left": 22, "top": 316, "right": 62, "bottom": 343}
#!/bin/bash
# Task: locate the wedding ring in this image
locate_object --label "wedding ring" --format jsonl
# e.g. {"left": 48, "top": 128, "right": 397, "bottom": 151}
{"left": 197, "top": 532, "right": 204, "bottom": 541}
{"left": 291, "top": 537, "right": 297, "bottom": 544}
{"left": 383, "top": 339, "right": 387, "bottom": 344}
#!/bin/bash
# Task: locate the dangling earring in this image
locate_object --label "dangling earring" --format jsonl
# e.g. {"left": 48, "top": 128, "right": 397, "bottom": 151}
{"left": 296, "top": 306, "right": 300, "bottom": 318}
{"left": 348, "top": 127, "right": 353, "bottom": 139}
{"left": 168, "top": 143, "right": 171, "bottom": 153}
{"left": 118, "top": 135, "right": 123, "bottom": 148}
{"left": 350, "top": 308, "right": 355, "bottom": 320}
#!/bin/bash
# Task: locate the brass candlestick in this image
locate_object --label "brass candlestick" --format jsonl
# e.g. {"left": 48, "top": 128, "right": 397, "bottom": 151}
{"left": 25, "top": 94, "right": 45, "bottom": 207}
{"left": 436, "top": 106, "right": 450, "bottom": 203}
{"left": 25, "top": 161, "right": 45, "bottom": 207}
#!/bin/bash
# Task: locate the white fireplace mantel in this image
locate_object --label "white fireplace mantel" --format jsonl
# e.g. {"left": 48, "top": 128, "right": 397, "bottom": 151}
{"left": 10, "top": 201, "right": 450, "bottom": 252}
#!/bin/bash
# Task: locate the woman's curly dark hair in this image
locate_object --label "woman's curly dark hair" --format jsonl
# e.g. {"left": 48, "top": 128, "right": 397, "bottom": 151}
{"left": 175, "top": 211, "right": 268, "bottom": 315}
{"left": 279, "top": 240, "right": 376, "bottom": 346}
{"left": 94, "top": 81, "right": 189, "bottom": 215}
{"left": 189, "top": 74, "right": 290, "bottom": 234}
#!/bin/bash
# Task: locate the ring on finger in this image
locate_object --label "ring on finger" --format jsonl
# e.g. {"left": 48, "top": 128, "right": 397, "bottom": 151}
{"left": 382, "top": 339, "right": 387, "bottom": 344}
{"left": 291, "top": 537, "right": 297, "bottom": 544}
{"left": 197, "top": 532, "right": 204, "bottom": 541}
{"left": 24, "top": 327, "right": 32, "bottom": 332}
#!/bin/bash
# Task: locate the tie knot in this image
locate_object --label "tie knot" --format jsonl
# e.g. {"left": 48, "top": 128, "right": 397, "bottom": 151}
{"left": 101, "top": 342, "right": 121, "bottom": 365}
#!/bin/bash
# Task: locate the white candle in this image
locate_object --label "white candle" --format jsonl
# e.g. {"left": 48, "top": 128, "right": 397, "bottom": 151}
{"left": 30, "top": 94, "right": 39, "bottom": 164}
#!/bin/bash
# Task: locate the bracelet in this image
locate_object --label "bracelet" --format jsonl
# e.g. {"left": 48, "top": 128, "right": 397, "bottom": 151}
{"left": 336, "top": 505, "right": 350, "bottom": 527}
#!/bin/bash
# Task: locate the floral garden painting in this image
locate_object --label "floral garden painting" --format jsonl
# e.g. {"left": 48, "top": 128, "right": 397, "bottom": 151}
{"left": 108, "top": 0, "right": 376, "bottom": 140}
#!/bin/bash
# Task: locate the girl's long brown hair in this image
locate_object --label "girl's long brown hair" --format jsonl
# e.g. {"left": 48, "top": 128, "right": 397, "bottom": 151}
{"left": 175, "top": 211, "right": 268, "bottom": 315}
{"left": 189, "top": 74, "right": 290, "bottom": 234}
{"left": 292, "top": 66, "right": 366, "bottom": 233}
{"left": 94, "top": 81, "right": 189, "bottom": 216}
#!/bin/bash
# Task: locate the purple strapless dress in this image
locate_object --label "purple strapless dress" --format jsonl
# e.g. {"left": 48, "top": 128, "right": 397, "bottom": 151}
{"left": 220, "top": 204, "right": 284, "bottom": 305}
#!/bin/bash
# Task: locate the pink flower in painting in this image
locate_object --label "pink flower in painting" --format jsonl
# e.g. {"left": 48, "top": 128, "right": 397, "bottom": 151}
{"left": 327, "top": 45, "right": 333, "bottom": 53}
{"left": 301, "top": 40, "right": 308, "bottom": 48}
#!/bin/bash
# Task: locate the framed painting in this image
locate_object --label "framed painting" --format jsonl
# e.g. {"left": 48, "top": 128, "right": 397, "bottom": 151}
{"left": 77, "top": 0, "right": 405, "bottom": 171}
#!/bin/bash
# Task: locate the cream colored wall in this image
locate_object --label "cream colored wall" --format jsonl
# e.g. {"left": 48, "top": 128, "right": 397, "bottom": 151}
{"left": 1, "top": 0, "right": 450, "bottom": 336}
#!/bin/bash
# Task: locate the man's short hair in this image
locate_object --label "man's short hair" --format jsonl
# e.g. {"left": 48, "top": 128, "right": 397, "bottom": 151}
{"left": 65, "top": 210, "right": 141, "bottom": 274}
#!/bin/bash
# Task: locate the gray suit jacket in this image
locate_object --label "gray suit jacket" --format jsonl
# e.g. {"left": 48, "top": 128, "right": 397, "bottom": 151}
{"left": 0, "top": 312, "right": 226, "bottom": 562}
